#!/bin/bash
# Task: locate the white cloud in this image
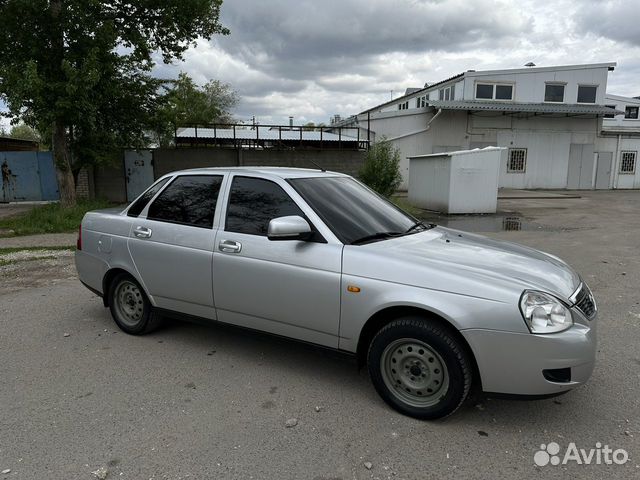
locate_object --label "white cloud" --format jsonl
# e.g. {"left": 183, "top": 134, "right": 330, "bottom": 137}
{"left": 3, "top": 1, "right": 638, "bottom": 127}
{"left": 151, "top": 0, "right": 639, "bottom": 124}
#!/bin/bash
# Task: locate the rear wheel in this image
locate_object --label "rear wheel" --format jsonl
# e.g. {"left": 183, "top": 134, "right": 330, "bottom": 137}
{"left": 108, "top": 273, "right": 160, "bottom": 335}
{"left": 368, "top": 317, "right": 472, "bottom": 419}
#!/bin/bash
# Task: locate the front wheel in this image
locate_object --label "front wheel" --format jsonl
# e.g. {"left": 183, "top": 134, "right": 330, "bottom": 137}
{"left": 108, "top": 273, "right": 161, "bottom": 335}
{"left": 367, "top": 317, "right": 472, "bottom": 419}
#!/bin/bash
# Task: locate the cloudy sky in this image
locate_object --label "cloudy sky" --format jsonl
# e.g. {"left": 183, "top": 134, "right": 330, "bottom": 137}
{"left": 151, "top": 0, "right": 640, "bottom": 126}
{"left": 2, "top": 0, "right": 639, "bottom": 131}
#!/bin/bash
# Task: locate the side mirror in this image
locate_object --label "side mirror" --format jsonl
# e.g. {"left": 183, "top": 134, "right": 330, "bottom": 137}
{"left": 267, "top": 215, "right": 312, "bottom": 241}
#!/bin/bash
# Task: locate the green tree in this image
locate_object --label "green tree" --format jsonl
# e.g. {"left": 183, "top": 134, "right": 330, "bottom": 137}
{"left": 359, "top": 137, "right": 403, "bottom": 197}
{"left": 8, "top": 124, "right": 42, "bottom": 144}
{"left": 152, "top": 72, "right": 239, "bottom": 147}
{"left": 0, "top": 0, "right": 228, "bottom": 206}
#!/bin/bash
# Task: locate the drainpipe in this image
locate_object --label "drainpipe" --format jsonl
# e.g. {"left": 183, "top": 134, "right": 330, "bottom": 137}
{"left": 613, "top": 133, "right": 621, "bottom": 189}
{"left": 426, "top": 108, "right": 442, "bottom": 131}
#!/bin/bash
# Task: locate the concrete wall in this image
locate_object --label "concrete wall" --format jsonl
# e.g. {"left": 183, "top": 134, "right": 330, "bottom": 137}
{"left": 153, "top": 147, "right": 365, "bottom": 178}
{"left": 90, "top": 148, "right": 366, "bottom": 202}
{"left": 94, "top": 165, "right": 127, "bottom": 203}
{"left": 153, "top": 148, "right": 238, "bottom": 177}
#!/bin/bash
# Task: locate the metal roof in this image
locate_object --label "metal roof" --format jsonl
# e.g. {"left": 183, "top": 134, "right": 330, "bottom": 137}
{"left": 427, "top": 100, "right": 623, "bottom": 116}
{"left": 176, "top": 127, "right": 356, "bottom": 142}
{"left": 359, "top": 72, "right": 465, "bottom": 114}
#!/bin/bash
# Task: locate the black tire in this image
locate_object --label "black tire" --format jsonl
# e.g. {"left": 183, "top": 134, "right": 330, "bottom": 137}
{"left": 108, "top": 273, "right": 161, "bottom": 335}
{"left": 367, "top": 317, "right": 472, "bottom": 420}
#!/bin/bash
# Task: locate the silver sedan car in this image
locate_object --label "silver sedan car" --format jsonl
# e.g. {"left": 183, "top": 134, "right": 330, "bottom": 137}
{"left": 75, "top": 167, "right": 597, "bottom": 419}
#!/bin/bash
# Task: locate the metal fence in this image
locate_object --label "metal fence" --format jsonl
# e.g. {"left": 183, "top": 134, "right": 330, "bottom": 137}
{"left": 174, "top": 123, "right": 369, "bottom": 150}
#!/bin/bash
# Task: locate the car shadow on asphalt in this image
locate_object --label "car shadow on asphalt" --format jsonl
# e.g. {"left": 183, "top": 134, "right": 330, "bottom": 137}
{"left": 89, "top": 303, "right": 602, "bottom": 426}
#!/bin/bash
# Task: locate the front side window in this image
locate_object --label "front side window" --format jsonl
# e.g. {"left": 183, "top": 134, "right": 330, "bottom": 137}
{"left": 127, "top": 177, "right": 170, "bottom": 217}
{"left": 625, "top": 106, "right": 639, "bottom": 119}
{"left": 147, "top": 175, "right": 223, "bottom": 228}
{"left": 577, "top": 85, "right": 597, "bottom": 103}
{"left": 288, "top": 177, "right": 417, "bottom": 245}
{"left": 545, "top": 84, "right": 565, "bottom": 102}
{"left": 225, "top": 176, "right": 304, "bottom": 236}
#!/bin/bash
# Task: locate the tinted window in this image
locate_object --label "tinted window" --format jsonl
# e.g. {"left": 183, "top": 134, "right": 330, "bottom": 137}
{"left": 545, "top": 84, "right": 565, "bottom": 102}
{"left": 495, "top": 85, "right": 513, "bottom": 100}
{"left": 625, "top": 106, "right": 639, "bottom": 119}
{"left": 475, "top": 84, "right": 493, "bottom": 99}
{"left": 147, "top": 175, "right": 223, "bottom": 228}
{"left": 577, "top": 85, "right": 597, "bottom": 103}
{"left": 289, "top": 177, "right": 416, "bottom": 245}
{"left": 226, "top": 176, "right": 304, "bottom": 236}
{"left": 127, "top": 178, "right": 170, "bottom": 217}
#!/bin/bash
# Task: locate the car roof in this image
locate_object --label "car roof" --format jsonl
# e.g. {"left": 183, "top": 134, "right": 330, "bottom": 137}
{"left": 164, "top": 166, "right": 349, "bottom": 180}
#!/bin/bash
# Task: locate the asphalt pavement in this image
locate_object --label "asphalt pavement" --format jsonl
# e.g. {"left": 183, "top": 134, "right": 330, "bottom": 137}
{"left": 1, "top": 190, "right": 639, "bottom": 479}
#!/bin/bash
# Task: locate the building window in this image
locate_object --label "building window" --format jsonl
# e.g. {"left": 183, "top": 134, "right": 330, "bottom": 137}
{"left": 620, "top": 151, "right": 637, "bottom": 174}
{"left": 438, "top": 85, "right": 455, "bottom": 101}
{"left": 398, "top": 101, "right": 409, "bottom": 111}
{"left": 475, "top": 83, "right": 513, "bottom": 100}
{"left": 475, "top": 84, "right": 493, "bottom": 99}
{"left": 625, "top": 106, "right": 639, "bottom": 119}
{"left": 507, "top": 148, "right": 527, "bottom": 173}
{"left": 604, "top": 105, "right": 617, "bottom": 119}
{"left": 577, "top": 85, "right": 597, "bottom": 103}
{"left": 544, "top": 84, "right": 565, "bottom": 102}
{"left": 416, "top": 96, "right": 427, "bottom": 108}
{"left": 495, "top": 85, "right": 513, "bottom": 100}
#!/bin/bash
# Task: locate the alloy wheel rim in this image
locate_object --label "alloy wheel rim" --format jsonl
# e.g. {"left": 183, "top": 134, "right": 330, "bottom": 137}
{"left": 380, "top": 338, "right": 449, "bottom": 408}
{"left": 115, "top": 280, "right": 144, "bottom": 327}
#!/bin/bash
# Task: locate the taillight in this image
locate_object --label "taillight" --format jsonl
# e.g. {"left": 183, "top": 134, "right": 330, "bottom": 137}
{"left": 76, "top": 224, "right": 82, "bottom": 250}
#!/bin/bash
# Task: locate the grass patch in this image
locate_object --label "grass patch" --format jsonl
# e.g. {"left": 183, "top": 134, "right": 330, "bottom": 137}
{"left": 390, "top": 196, "right": 424, "bottom": 218}
{"left": 0, "top": 199, "right": 113, "bottom": 236}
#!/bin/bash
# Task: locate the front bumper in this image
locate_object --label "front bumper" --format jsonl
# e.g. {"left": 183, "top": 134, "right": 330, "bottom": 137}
{"left": 462, "top": 315, "right": 596, "bottom": 395}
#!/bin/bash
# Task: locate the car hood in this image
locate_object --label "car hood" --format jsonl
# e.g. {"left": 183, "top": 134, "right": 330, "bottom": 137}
{"left": 343, "top": 227, "right": 580, "bottom": 301}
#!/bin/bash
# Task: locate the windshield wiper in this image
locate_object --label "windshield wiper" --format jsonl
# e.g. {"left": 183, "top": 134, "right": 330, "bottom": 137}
{"left": 350, "top": 231, "right": 403, "bottom": 245}
{"left": 405, "top": 221, "right": 435, "bottom": 234}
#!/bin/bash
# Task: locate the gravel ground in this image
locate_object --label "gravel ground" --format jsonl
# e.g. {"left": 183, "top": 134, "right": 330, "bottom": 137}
{"left": 0, "top": 233, "right": 77, "bottom": 249}
{"left": 0, "top": 190, "right": 639, "bottom": 479}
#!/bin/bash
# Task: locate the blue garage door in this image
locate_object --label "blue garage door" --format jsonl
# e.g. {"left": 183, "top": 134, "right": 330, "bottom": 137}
{"left": 1, "top": 151, "right": 59, "bottom": 202}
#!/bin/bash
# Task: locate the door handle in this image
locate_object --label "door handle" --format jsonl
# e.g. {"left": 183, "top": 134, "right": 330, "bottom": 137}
{"left": 218, "top": 239, "right": 242, "bottom": 253}
{"left": 133, "top": 226, "right": 152, "bottom": 239}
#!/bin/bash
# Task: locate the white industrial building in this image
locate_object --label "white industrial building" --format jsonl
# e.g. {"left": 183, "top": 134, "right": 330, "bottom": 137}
{"left": 333, "top": 62, "right": 640, "bottom": 190}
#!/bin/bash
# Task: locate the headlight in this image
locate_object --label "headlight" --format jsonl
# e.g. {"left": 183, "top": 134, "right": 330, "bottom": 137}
{"left": 519, "top": 290, "right": 573, "bottom": 333}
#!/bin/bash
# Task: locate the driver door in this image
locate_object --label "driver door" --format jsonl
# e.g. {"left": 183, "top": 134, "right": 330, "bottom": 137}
{"left": 213, "top": 174, "right": 343, "bottom": 348}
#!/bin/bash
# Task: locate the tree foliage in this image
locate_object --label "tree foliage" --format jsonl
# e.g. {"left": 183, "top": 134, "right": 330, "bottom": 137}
{"left": 359, "top": 137, "right": 403, "bottom": 197}
{"left": 152, "top": 72, "right": 239, "bottom": 147}
{"left": 7, "top": 124, "right": 43, "bottom": 144}
{"left": 0, "top": 0, "right": 228, "bottom": 206}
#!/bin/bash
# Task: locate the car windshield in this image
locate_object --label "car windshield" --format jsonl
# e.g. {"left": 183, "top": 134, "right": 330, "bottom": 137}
{"left": 288, "top": 176, "right": 429, "bottom": 245}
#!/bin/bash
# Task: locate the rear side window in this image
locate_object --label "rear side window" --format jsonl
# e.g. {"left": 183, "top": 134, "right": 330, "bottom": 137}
{"left": 225, "top": 176, "right": 304, "bottom": 236}
{"left": 147, "top": 175, "right": 223, "bottom": 228}
{"left": 127, "top": 177, "right": 170, "bottom": 217}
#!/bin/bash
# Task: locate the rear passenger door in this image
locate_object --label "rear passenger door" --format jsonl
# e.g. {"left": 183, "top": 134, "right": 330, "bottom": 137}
{"left": 128, "top": 174, "right": 225, "bottom": 319}
{"left": 213, "top": 175, "right": 343, "bottom": 348}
